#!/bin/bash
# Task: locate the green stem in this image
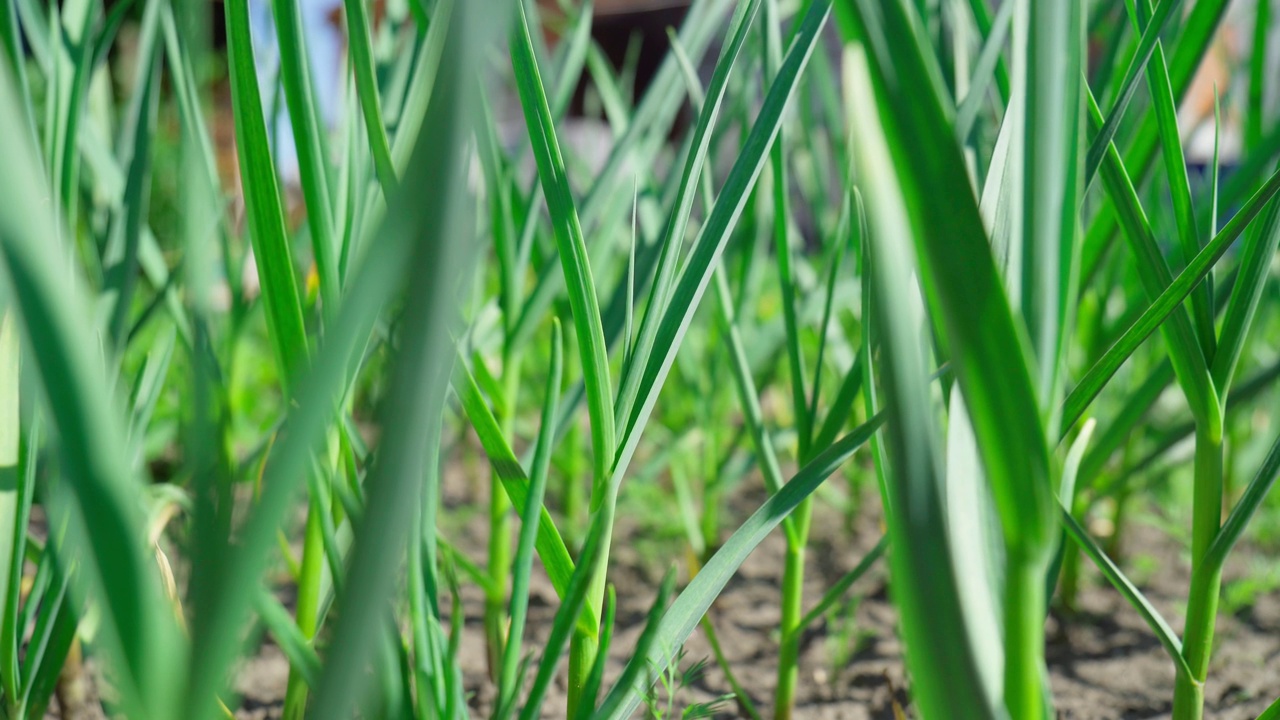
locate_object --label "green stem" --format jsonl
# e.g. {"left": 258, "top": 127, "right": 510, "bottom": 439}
{"left": 568, "top": 498, "right": 613, "bottom": 716}
{"left": 1105, "top": 485, "right": 1131, "bottom": 559}
{"left": 485, "top": 352, "right": 523, "bottom": 678}
{"left": 567, "top": 625, "right": 599, "bottom": 718}
{"left": 283, "top": 495, "right": 326, "bottom": 720}
{"left": 1004, "top": 548, "right": 1049, "bottom": 720}
{"left": 1059, "top": 494, "right": 1087, "bottom": 614}
{"left": 1172, "top": 426, "right": 1224, "bottom": 720}
{"left": 485, "top": 484, "right": 511, "bottom": 679}
{"left": 773, "top": 502, "right": 810, "bottom": 720}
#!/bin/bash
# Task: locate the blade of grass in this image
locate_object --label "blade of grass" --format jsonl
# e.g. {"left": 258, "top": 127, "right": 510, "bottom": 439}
{"left": 1061, "top": 164, "right": 1280, "bottom": 432}
{"left": 590, "top": 568, "right": 676, "bottom": 720}
{"left": 255, "top": 590, "right": 322, "bottom": 688}
{"left": 0, "top": 315, "right": 21, "bottom": 709}
{"left": 305, "top": 7, "right": 498, "bottom": 719}
{"left": 955, "top": 0, "right": 1013, "bottom": 143}
{"left": 612, "top": 0, "right": 761, "bottom": 440}
{"left": 103, "top": 37, "right": 161, "bottom": 350}
{"left": 763, "top": 0, "right": 811, "bottom": 468}
{"left": 613, "top": 0, "right": 832, "bottom": 500}
{"left": 510, "top": 0, "right": 614, "bottom": 505}
{"left": 342, "top": 0, "right": 396, "bottom": 195}
{"left": 840, "top": 5, "right": 1040, "bottom": 710}
{"left": 570, "top": 587, "right": 616, "bottom": 720}
{"left": 549, "top": 0, "right": 593, "bottom": 119}
{"left": 1211, "top": 197, "right": 1280, "bottom": 395}
{"left": 224, "top": 0, "right": 310, "bottom": 387}
{"left": 516, "top": 506, "right": 608, "bottom": 720}
{"left": 450, "top": 357, "right": 595, "bottom": 632}
{"left": 1134, "top": 0, "right": 1214, "bottom": 358}
{"left": 712, "top": 267, "right": 795, "bottom": 544}
{"left": 1084, "top": 85, "right": 1220, "bottom": 438}
{"left": 182, "top": 3, "right": 491, "bottom": 716}
{"left": 496, "top": 320, "right": 562, "bottom": 718}
{"left": 1080, "top": 0, "right": 1232, "bottom": 285}
{"left": 1018, "top": 0, "right": 1086, "bottom": 433}
{"left": 1059, "top": 507, "right": 1190, "bottom": 679}
{"left": 0, "top": 0, "right": 37, "bottom": 145}
{"left": 594, "top": 414, "right": 884, "bottom": 720}
{"left": 1247, "top": 0, "right": 1271, "bottom": 151}
{"left": 52, "top": 0, "right": 97, "bottom": 230}
{"left": 1203, "top": 429, "right": 1280, "bottom": 583}
{"left": 790, "top": 533, "right": 886, "bottom": 637}
{"left": 267, "top": 0, "right": 339, "bottom": 311}
{"left": 0, "top": 61, "right": 184, "bottom": 720}
{"left": 1083, "top": 0, "right": 1184, "bottom": 185}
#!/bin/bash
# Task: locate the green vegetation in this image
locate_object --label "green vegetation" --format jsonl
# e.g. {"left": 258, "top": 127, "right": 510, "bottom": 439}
{"left": 0, "top": 0, "right": 1279, "bottom": 718}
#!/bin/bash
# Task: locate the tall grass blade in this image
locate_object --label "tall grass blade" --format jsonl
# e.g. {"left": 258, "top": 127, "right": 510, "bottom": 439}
{"left": 1061, "top": 166, "right": 1280, "bottom": 432}
{"left": 1085, "top": 86, "right": 1220, "bottom": 437}
{"left": 343, "top": 0, "right": 395, "bottom": 195}
{"left": 304, "top": 10, "right": 501, "bottom": 719}
{"left": 613, "top": 0, "right": 761, "bottom": 440}
{"left": 496, "top": 321, "right": 562, "bottom": 718}
{"left": 1083, "top": 0, "right": 1183, "bottom": 184}
{"left": 1060, "top": 508, "right": 1190, "bottom": 678}
{"left": 224, "top": 0, "right": 310, "bottom": 384}
{"left": 451, "top": 358, "right": 593, "bottom": 630}
{"left": 511, "top": 0, "right": 615, "bottom": 494}
{"left": 0, "top": 60, "right": 183, "bottom": 720}
{"left": 613, "top": 0, "right": 831, "bottom": 492}
{"left": 267, "top": 0, "right": 339, "bottom": 309}
{"left": 594, "top": 415, "right": 883, "bottom": 720}
{"left": 1136, "top": 0, "right": 1214, "bottom": 357}
{"left": 517, "top": 508, "right": 608, "bottom": 720}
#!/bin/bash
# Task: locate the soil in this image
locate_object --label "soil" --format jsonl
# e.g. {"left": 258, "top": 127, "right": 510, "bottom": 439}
{"left": 222, "top": 462, "right": 1280, "bottom": 720}
{"left": 45, "top": 470, "right": 1280, "bottom": 719}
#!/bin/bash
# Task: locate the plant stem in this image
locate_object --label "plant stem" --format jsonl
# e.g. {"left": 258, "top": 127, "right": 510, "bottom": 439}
{"left": 485, "top": 352, "right": 523, "bottom": 678}
{"left": 567, "top": 625, "right": 598, "bottom": 718}
{"left": 1004, "top": 548, "right": 1049, "bottom": 720}
{"left": 484, "top": 485, "right": 512, "bottom": 679}
{"left": 773, "top": 501, "right": 810, "bottom": 720}
{"left": 1059, "top": 493, "right": 1087, "bottom": 614}
{"left": 568, "top": 499, "right": 613, "bottom": 716}
{"left": 1172, "top": 425, "right": 1224, "bottom": 720}
{"left": 283, "top": 495, "right": 326, "bottom": 720}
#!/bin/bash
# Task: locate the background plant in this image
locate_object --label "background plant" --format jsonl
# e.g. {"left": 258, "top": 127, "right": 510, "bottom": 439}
{"left": 0, "top": 0, "right": 1279, "bottom": 719}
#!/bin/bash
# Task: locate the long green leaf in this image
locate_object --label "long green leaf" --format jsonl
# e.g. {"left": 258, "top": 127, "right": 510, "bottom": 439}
{"left": 1135, "top": 0, "right": 1214, "bottom": 357}
{"left": 613, "top": 0, "right": 832, "bottom": 497}
{"left": 0, "top": 315, "right": 21, "bottom": 705}
{"left": 342, "top": 0, "right": 396, "bottom": 195}
{"left": 517, "top": 505, "right": 608, "bottom": 720}
{"left": 510, "top": 0, "right": 615, "bottom": 495}
{"left": 182, "top": 4, "right": 489, "bottom": 717}
{"left": 841, "top": 0, "right": 1054, "bottom": 552}
{"left": 1082, "top": 0, "right": 1184, "bottom": 184}
{"left": 496, "top": 320, "right": 562, "bottom": 718}
{"left": 1084, "top": 86, "right": 1220, "bottom": 437}
{"left": 1203, "top": 429, "right": 1280, "bottom": 575}
{"left": 0, "top": 59, "right": 183, "bottom": 720}
{"left": 305, "top": 5, "right": 499, "bottom": 718}
{"left": 612, "top": 0, "right": 761, "bottom": 439}
{"left": 594, "top": 414, "right": 882, "bottom": 720}
{"left": 224, "top": 0, "right": 310, "bottom": 386}
{"left": 1211, "top": 199, "right": 1280, "bottom": 395}
{"left": 1060, "top": 508, "right": 1191, "bottom": 679}
{"left": 1061, "top": 165, "right": 1280, "bottom": 432}
{"left": 267, "top": 0, "right": 339, "bottom": 309}
{"left": 451, "top": 357, "right": 596, "bottom": 633}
